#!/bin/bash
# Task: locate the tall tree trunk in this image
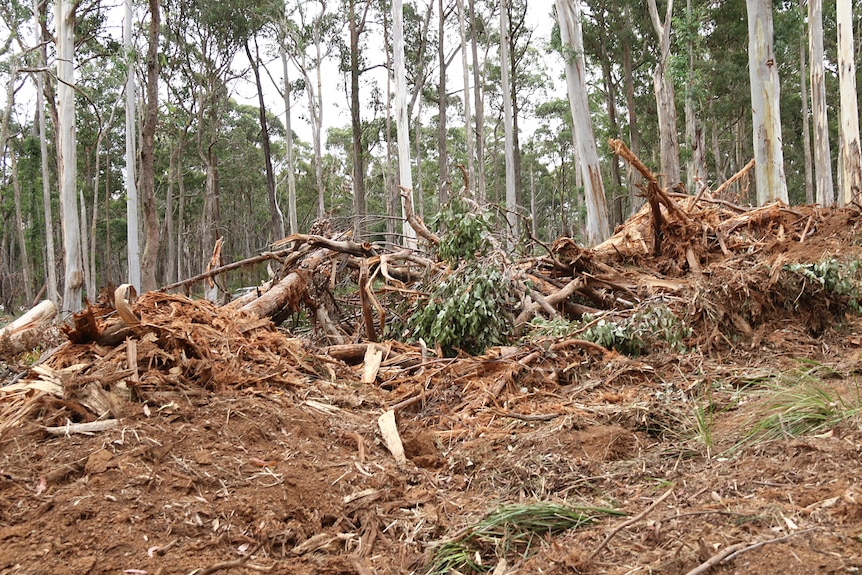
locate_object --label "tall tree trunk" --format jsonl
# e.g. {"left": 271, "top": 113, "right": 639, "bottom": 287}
{"left": 437, "top": 0, "right": 450, "bottom": 205}
{"left": 393, "top": 0, "right": 417, "bottom": 247}
{"left": 507, "top": 1, "right": 523, "bottom": 213}
{"left": 314, "top": 41, "right": 325, "bottom": 218}
{"left": 647, "top": 0, "right": 680, "bottom": 187}
{"left": 837, "top": 0, "right": 862, "bottom": 205}
{"left": 124, "top": 0, "right": 141, "bottom": 291}
{"left": 246, "top": 39, "right": 284, "bottom": 242}
{"left": 34, "top": 28, "right": 59, "bottom": 305}
{"left": 11, "top": 144, "right": 34, "bottom": 305}
{"left": 799, "top": 1, "right": 814, "bottom": 205}
{"left": 57, "top": 0, "right": 82, "bottom": 312}
{"left": 469, "top": 0, "right": 486, "bottom": 203}
{"left": 747, "top": 0, "right": 789, "bottom": 205}
{"left": 140, "top": 0, "right": 161, "bottom": 291}
{"left": 555, "top": 0, "right": 609, "bottom": 246}
{"left": 380, "top": 1, "right": 398, "bottom": 246}
{"left": 349, "top": 0, "right": 369, "bottom": 238}
{"left": 809, "top": 0, "right": 834, "bottom": 205}
{"left": 280, "top": 46, "right": 298, "bottom": 235}
{"left": 456, "top": 0, "right": 475, "bottom": 197}
{"left": 622, "top": 7, "right": 641, "bottom": 214}
{"left": 683, "top": 0, "right": 708, "bottom": 194}
{"left": 500, "top": 0, "right": 518, "bottom": 244}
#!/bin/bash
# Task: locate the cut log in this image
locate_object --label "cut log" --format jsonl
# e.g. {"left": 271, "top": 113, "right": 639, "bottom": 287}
{"left": 0, "top": 300, "right": 57, "bottom": 338}
{"left": 240, "top": 248, "right": 329, "bottom": 320}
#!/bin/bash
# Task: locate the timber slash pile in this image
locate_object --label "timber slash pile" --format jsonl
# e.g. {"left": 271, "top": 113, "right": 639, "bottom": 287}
{"left": 2, "top": 158, "right": 862, "bottom": 574}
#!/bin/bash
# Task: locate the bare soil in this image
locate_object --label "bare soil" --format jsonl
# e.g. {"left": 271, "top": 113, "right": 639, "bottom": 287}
{"left": 3, "top": 208, "right": 862, "bottom": 575}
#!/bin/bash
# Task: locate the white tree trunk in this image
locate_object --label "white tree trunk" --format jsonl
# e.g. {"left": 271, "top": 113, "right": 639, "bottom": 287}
{"left": 32, "top": 0, "right": 59, "bottom": 306}
{"left": 746, "top": 0, "right": 789, "bottom": 205}
{"left": 798, "top": 0, "right": 814, "bottom": 205}
{"left": 647, "top": 0, "right": 680, "bottom": 187}
{"left": 809, "top": 0, "right": 834, "bottom": 205}
{"left": 57, "top": 0, "right": 82, "bottom": 312}
{"left": 124, "top": 0, "right": 141, "bottom": 291}
{"left": 837, "top": 0, "right": 862, "bottom": 205}
{"left": 555, "top": 0, "right": 610, "bottom": 246}
{"left": 392, "top": 0, "right": 417, "bottom": 248}
{"left": 280, "top": 46, "right": 298, "bottom": 234}
{"left": 500, "top": 0, "right": 518, "bottom": 245}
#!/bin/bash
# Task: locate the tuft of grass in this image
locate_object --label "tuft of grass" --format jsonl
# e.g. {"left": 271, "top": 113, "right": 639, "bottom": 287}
{"left": 425, "top": 502, "right": 623, "bottom": 575}
{"left": 729, "top": 366, "right": 861, "bottom": 453}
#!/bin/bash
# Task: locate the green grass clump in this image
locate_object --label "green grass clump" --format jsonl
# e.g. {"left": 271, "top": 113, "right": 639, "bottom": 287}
{"left": 730, "top": 365, "right": 860, "bottom": 453}
{"left": 425, "top": 502, "right": 622, "bottom": 574}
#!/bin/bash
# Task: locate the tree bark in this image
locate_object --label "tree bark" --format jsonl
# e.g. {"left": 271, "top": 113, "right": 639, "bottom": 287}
{"left": 57, "top": 0, "right": 82, "bottom": 312}
{"left": 140, "top": 0, "right": 161, "bottom": 291}
{"left": 349, "top": 0, "right": 369, "bottom": 238}
{"left": 456, "top": 0, "right": 475, "bottom": 197}
{"left": 437, "top": 0, "right": 450, "bottom": 205}
{"left": 393, "top": 0, "right": 418, "bottom": 248}
{"left": 809, "top": 0, "right": 834, "bottom": 205}
{"left": 798, "top": 0, "right": 814, "bottom": 205}
{"left": 469, "top": 0, "right": 486, "bottom": 204}
{"left": 10, "top": 142, "right": 34, "bottom": 305}
{"left": 747, "top": 0, "right": 789, "bottom": 205}
{"left": 555, "top": 0, "right": 610, "bottom": 246}
{"left": 500, "top": 0, "right": 518, "bottom": 244}
{"left": 124, "top": 0, "right": 141, "bottom": 291}
{"left": 33, "top": 0, "right": 60, "bottom": 306}
{"left": 647, "top": 0, "right": 680, "bottom": 187}
{"left": 280, "top": 40, "right": 298, "bottom": 234}
{"left": 837, "top": 0, "right": 862, "bottom": 205}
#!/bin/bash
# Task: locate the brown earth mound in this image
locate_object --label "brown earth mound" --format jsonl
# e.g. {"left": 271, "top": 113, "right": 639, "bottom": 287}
{"left": 3, "top": 206, "right": 862, "bottom": 575}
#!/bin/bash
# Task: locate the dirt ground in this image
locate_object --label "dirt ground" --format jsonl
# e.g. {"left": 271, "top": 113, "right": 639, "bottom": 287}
{"left": 2, "top": 208, "right": 862, "bottom": 575}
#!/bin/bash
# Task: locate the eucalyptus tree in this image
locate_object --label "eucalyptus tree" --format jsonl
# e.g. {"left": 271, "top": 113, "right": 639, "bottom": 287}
{"left": 647, "top": 0, "right": 680, "bottom": 187}
{"left": 282, "top": 0, "right": 343, "bottom": 220}
{"left": 837, "top": 0, "right": 861, "bottom": 205}
{"left": 56, "top": 0, "right": 82, "bottom": 312}
{"left": 555, "top": 0, "right": 609, "bottom": 246}
{"left": 163, "top": 0, "right": 260, "bottom": 299}
{"left": 392, "top": 0, "right": 417, "bottom": 247}
{"left": 139, "top": 0, "right": 161, "bottom": 291}
{"left": 500, "top": 0, "right": 517, "bottom": 242}
{"left": 746, "top": 0, "right": 788, "bottom": 204}
{"left": 345, "top": 0, "right": 372, "bottom": 238}
{"left": 809, "top": 0, "right": 833, "bottom": 205}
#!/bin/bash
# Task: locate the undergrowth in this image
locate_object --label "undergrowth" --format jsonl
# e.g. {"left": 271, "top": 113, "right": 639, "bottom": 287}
{"left": 528, "top": 304, "right": 691, "bottom": 356}
{"left": 425, "top": 502, "right": 623, "bottom": 575}
{"left": 729, "top": 363, "right": 861, "bottom": 453}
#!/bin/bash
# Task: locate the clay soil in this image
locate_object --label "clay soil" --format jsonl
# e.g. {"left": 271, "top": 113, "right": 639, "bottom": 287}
{"left": 3, "top": 208, "right": 862, "bottom": 575}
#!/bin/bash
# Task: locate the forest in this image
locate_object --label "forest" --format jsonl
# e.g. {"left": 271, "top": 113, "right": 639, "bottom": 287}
{"left": 0, "top": 0, "right": 858, "bottom": 314}
{"left": 3, "top": 2, "right": 862, "bottom": 574}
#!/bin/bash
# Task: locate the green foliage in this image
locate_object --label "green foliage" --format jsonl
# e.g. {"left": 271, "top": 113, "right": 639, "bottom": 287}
{"left": 784, "top": 259, "right": 862, "bottom": 313}
{"left": 577, "top": 305, "right": 691, "bottom": 356}
{"left": 425, "top": 502, "right": 623, "bottom": 575}
{"left": 429, "top": 196, "right": 494, "bottom": 264}
{"left": 408, "top": 261, "right": 513, "bottom": 357}
{"left": 730, "top": 364, "right": 861, "bottom": 453}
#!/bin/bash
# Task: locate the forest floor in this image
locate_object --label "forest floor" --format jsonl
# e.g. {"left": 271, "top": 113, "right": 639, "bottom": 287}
{"left": 2, "top": 207, "right": 862, "bottom": 575}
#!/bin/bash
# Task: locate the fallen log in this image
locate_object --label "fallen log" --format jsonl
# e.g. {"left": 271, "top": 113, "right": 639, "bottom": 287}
{"left": 0, "top": 300, "right": 57, "bottom": 338}
{"left": 240, "top": 248, "right": 330, "bottom": 320}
